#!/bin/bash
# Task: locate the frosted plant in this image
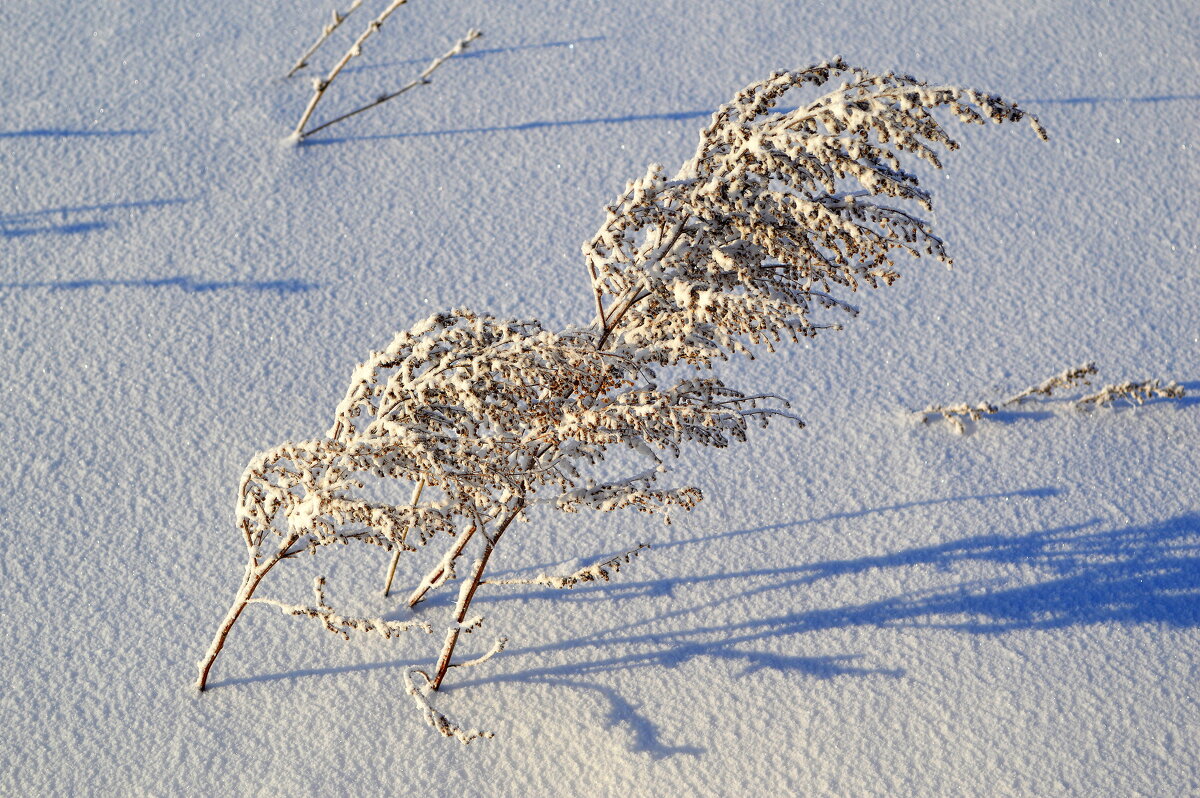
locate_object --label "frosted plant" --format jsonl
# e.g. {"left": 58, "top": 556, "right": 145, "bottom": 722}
{"left": 287, "top": 0, "right": 481, "bottom": 141}
{"left": 918, "top": 400, "right": 1000, "bottom": 435}
{"left": 198, "top": 59, "right": 1045, "bottom": 740}
{"left": 1006, "top": 363, "right": 1098, "bottom": 405}
{"left": 920, "top": 363, "right": 1097, "bottom": 433}
{"left": 1075, "top": 378, "right": 1185, "bottom": 410}
{"left": 920, "top": 362, "right": 1185, "bottom": 432}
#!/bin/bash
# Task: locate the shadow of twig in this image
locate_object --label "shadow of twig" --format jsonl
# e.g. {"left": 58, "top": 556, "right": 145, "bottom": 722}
{"left": 0, "top": 275, "right": 319, "bottom": 294}
{"left": 0, "top": 128, "right": 153, "bottom": 139}
{"left": 301, "top": 108, "right": 715, "bottom": 145}
{"left": 1023, "top": 93, "right": 1200, "bottom": 106}
{"left": 1, "top": 197, "right": 192, "bottom": 239}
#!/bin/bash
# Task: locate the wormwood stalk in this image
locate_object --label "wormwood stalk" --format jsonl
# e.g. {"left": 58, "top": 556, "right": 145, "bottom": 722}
{"left": 198, "top": 59, "right": 1045, "bottom": 741}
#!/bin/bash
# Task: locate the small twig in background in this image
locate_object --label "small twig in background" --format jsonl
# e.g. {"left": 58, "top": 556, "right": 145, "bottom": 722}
{"left": 297, "top": 28, "right": 482, "bottom": 140}
{"left": 484, "top": 543, "right": 651, "bottom": 589}
{"left": 291, "top": 0, "right": 413, "bottom": 140}
{"left": 917, "top": 402, "right": 998, "bottom": 435}
{"left": 285, "top": 1, "right": 365, "bottom": 79}
{"left": 1075, "top": 379, "right": 1185, "bottom": 410}
{"left": 1003, "top": 362, "right": 1097, "bottom": 406}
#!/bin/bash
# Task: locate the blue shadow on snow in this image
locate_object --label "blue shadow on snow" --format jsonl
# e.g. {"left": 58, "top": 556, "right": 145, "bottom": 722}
{"left": 0, "top": 275, "right": 318, "bottom": 294}
{"left": 0, "top": 128, "right": 153, "bottom": 139}
{"left": 301, "top": 91, "right": 1200, "bottom": 145}
{"left": 1, "top": 197, "right": 192, "bottom": 239}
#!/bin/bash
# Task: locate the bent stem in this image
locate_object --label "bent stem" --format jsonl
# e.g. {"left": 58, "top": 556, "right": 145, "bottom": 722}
{"left": 430, "top": 503, "right": 522, "bottom": 690}
{"left": 406, "top": 522, "right": 476, "bottom": 608}
{"left": 195, "top": 553, "right": 284, "bottom": 691}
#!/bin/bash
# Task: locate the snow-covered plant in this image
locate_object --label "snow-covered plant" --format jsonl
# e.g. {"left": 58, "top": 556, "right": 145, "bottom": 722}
{"left": 198, "top": 58, "right": 1046, "bottom": 740}
{"left": 919, "top": 362, "right": 1185, "bottom": 432}
{"left": 287, "top": 0, "right": 481, "bottom": 142}
{"left": 1075, "top": 378, "right": 1185, "bottom": 410}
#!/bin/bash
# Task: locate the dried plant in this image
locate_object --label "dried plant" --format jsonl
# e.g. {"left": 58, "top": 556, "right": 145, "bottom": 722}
{"left": 1005, "top": 362, "right": 1098, "bottom": 405}
{"left": 285, "top": 1, "right": 365, "bottom": 79}
{"left": 918, "top": 401, "right": 1000, "bottom": 435}
{"left": 198, "top": 59, "right": 1045, "bottom": 740}
{"left": 287, "top": 0, "right": 481, "bottom": 142}
{"left": 920, "top": 362, "right": 1184, "bottom": 432}
{"left": 1075, "top": 379, "right": 1185, "bottom": 410}
{"left": 920, "top": 363, "right": 1096, "bottom": 433}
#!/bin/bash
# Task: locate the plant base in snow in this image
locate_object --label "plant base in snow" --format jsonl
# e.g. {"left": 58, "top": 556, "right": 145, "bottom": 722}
{"left": 285, "top": 0, "right": 481, "bottom": 142}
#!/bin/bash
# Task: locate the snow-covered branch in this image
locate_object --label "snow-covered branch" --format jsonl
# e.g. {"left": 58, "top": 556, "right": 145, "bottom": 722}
{"left": 200, "top": 61, "right": 1048, "bottom": 740}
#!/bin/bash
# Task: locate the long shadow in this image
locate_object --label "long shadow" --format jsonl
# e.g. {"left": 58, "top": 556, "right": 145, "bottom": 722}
{"left": 0, "top": 128, "right": 153, "bottom": 139}
{"left": 302, "top": 108, "right": 715, "bottom": 145}
{"left": 304, "top": 91, "right": 1200, "bottom": 145}
{"left": 484, "top": 486, "right": 1062, "bottom": 582}
{"left": 488, "top": 513, "right": 1200, "bottom": 669}
{"left": 0, "top": 275, "right": 319, "bottom": 294}
{"left": 206, "top": 511, "right": 1198, "bottom": 754}
{"left": 339, "top": 35, "right": 606, "bottom": 75}
{"left": 1023, "top": 94, "right": 1200, "bottom": 106}
{"left": 1, "top": 197, "right": 193, "bottom": 239}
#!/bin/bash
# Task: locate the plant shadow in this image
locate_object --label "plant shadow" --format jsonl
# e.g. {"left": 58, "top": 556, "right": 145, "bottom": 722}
{"left": 302, "top": 108, "right": 716, "bottom": 146}
{"left": 0, "top": 128, "right": 153, "bottom": 139}
{"left": 301, "top": 91, "right": 1200, "bottom": 146}
{"left": 1024, "top": 93, "right": 1200, "bottom": 106}
{"left": 203, "top": 488, "right": 1200, "bottom": 755}
{"left": 482, "top": 512, "right": 1200, "bottom": 677}
{"left": 0, "top": 198, "right": 192, "bottom": 240}
{"left": 0, "top": 275, "right": 319, "bottom": 294}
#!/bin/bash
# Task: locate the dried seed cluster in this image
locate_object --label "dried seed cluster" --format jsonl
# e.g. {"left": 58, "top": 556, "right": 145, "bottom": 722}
{"left": 199, "top": 62, "right": 1046, "bottom": 741}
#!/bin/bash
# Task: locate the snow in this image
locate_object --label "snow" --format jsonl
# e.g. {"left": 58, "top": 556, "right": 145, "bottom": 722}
{"left": 2, "top": 0, "right": 1198, "bottom": 795}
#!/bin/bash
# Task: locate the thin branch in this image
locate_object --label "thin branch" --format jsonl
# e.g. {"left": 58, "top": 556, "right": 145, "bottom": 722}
{"left": 431, "top": 501, "right": 523, "bottom": 690}
{"left": 596, "top": 215, "right": 692, "bottom": 349}
{"left": 407, "top": 518, "right": 485, "bottom": 608}
{"left": 291, "top": 0, "right": 413, "bottom": 140}
{"left": 297, "top": 28, "right": 482, "bottom": 141}
{"left": 404, "top": 668, "right": 494, "bottom": 743}
{"left": 485, "top": 543, "right": 650, "bottom": 589}
{"left": 284, "top": 0, "right": 365, "bottom": 79}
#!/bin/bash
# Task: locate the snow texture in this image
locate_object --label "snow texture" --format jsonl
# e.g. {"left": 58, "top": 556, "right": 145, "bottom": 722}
{"left": 2, "top": 1, "right": 1198, "bottom": 795}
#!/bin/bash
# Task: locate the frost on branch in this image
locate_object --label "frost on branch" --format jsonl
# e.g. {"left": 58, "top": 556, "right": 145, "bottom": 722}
{"left": 198, "top": 61, "right": 1046, "bottom": 740}
{"left": 919, "top": 363, "right": 1185, "bottom": 433}
{"left": 487, "top": 544, "right": 652, "bottom": 589}
{"left": 1075, "top": 379, "right": 1185, "bottom": 410}
{"left": 585, "top": 57, "right": 1046, "bottom": 364}
{"left": 250, "top": 577, "right": 433, "bottom": 640}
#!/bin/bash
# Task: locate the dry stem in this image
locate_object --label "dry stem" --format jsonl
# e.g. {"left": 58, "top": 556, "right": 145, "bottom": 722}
{"left": 291, "top": 0, "right": 413, "bottom": 140}
{"left": 285, "top": 1, "right": 365, "bottom": 79}
{"left": 195, "top": 548, "right": 290, "bottom": 691}
{"left": 383, "top": 478, "right": 425, "bottom": 596}
{"left": 297, "top": 28, "right": 482, "bottom": 140}
{"left": 430, "top": 503, "right": 522, "bottom": 690}
{"left": 407, "top": 522, "right": 477, "bottom": 607}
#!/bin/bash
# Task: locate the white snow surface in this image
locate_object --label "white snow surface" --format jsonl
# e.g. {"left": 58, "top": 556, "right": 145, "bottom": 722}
{"left": 2, "top": 1, "right": 1199, "bottom": 795}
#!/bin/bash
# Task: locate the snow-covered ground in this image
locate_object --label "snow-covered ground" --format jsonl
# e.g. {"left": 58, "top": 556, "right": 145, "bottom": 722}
{"left": 2, "top": 1, "right": 1197, "bottom": 794}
